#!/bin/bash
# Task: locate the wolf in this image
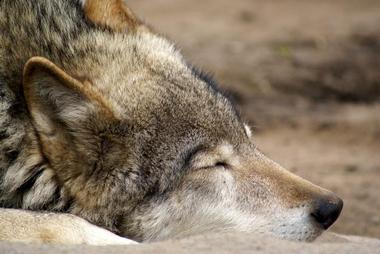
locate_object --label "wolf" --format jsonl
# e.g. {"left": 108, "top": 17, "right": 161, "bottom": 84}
{"left": 0, "top": 0, "right": 343, "bottom": 245}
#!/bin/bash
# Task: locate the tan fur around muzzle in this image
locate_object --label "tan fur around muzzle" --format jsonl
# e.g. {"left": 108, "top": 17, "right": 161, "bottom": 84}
{"left": 236, "top": 148, "right": 343, "bottom": 230}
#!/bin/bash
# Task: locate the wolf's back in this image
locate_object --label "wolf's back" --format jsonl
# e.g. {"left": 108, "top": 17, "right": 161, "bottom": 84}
{"left": 0, "top": 0, "right": 93, "bottom": 93}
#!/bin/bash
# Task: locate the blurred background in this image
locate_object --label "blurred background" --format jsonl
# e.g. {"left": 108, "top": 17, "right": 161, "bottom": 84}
{"left": 128, "top": 0, "right": 380, "bottom": 238}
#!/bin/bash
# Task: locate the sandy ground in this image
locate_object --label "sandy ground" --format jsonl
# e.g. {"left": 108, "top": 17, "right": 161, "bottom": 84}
{"left": 1, "top": 233, "right": 380, "bottom": 254}
{"left": 128, "top": 0, "right": 380, "bottom": 238}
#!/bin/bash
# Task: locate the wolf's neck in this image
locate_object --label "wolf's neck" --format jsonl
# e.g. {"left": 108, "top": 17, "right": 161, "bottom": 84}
{"left": 0, "top": 84, "right": 70, "bottom": 212}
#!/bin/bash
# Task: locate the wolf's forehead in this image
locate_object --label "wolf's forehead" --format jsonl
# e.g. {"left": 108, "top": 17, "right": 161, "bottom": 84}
{"left": 85, "top": 31, "right": 245, "bottom": 136}
{"left": 93, "top": 34, "right": 197, "bottom": 96}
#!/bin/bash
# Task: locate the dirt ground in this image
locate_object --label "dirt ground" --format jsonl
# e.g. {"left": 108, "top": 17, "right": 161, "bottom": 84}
{"left": 2, "top": 233, "right": 380, "bottom": 254}
{"left": 128, "top": 0, "right": 380, "bottom": 238}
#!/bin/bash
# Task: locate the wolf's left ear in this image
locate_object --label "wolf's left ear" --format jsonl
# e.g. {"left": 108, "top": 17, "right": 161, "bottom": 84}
{"left": 82, "top": 0, "right": 142, "bottom": 32}
{"left": 23, "top": 57, "right": 119, "bottom": 197}
{"left": 23, "top": 57, "right": 115, "bottom": 138}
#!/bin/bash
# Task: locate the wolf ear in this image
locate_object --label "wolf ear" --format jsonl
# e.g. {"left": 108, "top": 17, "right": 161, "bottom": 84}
{"left": 23, "top": 57, "right": 115, "bottom": 140}
{"left": 82, "top": 0, "right": 142, "bottom": 32}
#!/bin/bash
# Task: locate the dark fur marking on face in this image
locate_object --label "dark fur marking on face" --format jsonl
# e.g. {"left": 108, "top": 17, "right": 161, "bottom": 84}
{"left": 189, "top": 64, "right": 243, "bottom": 121}
{"left": 189, "top": 65, "right": 220, "bottom": 91}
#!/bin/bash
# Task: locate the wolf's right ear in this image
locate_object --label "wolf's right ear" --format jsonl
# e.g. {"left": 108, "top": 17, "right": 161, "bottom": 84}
{"left": 82, "top": 0, "right": 142, "bottom": 32}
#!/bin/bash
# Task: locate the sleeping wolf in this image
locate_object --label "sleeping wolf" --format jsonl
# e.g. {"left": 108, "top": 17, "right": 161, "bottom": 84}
{"left": 0, "top": 0, "right": 343, "bottom": 245}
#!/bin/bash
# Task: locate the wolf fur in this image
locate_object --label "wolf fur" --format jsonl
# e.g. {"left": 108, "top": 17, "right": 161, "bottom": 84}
{"left": 0, "top": 0, "right": 343, "bottom": 244}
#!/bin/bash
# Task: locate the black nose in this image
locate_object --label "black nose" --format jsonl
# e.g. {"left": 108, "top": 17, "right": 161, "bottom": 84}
{"left": 311, "top": 197, "right": 343, "bottom": 229}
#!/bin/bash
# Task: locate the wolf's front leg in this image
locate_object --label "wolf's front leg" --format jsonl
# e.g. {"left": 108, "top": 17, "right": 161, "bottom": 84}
{"left": 0, "top": 208, "right": 137, "bottom": 245}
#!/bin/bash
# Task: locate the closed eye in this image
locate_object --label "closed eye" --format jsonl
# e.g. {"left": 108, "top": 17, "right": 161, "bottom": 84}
{"left": 185, "top": 145, "right": 232, "bottom": 170}
{"left": 183, "top": 144, "right": 208, "bottom": 169}
{"left": 197, "top": 161, "right": 230, "bottom": 171}
{"left": 214, "top": 161, "right": 229, "bottom": 169}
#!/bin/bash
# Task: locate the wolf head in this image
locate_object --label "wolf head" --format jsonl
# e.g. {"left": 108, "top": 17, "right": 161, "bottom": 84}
{"left": 22, "top": 0, "right": 342, "bottom": 242}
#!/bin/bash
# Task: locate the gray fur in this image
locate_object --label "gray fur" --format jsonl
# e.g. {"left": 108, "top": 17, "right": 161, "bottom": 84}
{"left": 0, "top": 0, "right": 244, "bottom": 236}
{"left": 0, "top": 0, "right": 342, "bottom": 243}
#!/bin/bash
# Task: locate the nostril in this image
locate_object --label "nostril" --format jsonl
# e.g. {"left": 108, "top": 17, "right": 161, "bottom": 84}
{"left": 311, "top": 197, "right": 343, "bottom": 229}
